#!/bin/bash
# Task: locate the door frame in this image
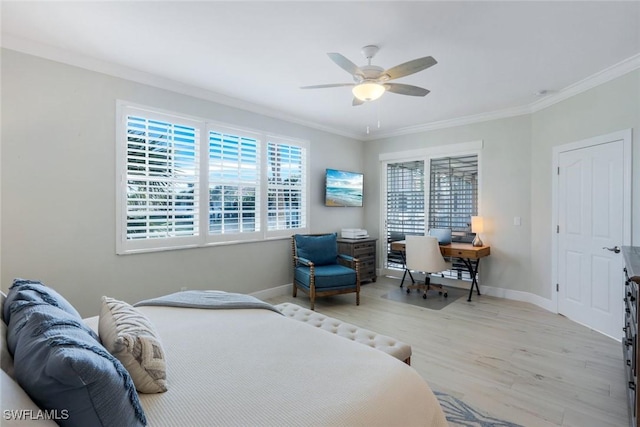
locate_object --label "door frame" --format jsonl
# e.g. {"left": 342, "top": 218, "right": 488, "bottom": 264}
{"left": 551, "top": 129, "right": 632, "bottom": 316}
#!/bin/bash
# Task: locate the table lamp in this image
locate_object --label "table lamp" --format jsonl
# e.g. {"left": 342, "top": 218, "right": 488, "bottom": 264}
{"left": 471, "top": 216, "right": 484, "bottom": 247}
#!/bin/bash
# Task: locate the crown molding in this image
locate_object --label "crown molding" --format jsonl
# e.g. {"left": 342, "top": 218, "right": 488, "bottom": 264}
{"left": 366, "top": 52, "right": 640, "bottom": 141}
{"left": 3, "top": 34, "right": 638, "bottom": 143}
{"left": 529, "top": 52, "right": 640, "bottom": 113}
{"left": 1, "top": 35, "right": 362, "bottom": 141}
{"left": 363, "top": 105, "right": 532, "bottom": 141}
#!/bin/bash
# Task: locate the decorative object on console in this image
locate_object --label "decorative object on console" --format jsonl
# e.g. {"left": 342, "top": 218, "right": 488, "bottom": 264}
{"left": 471, "top": 216, "right": 484, "bottom": 247}
{"left": 341, "top": 228, "right": 369, "bottom": 239}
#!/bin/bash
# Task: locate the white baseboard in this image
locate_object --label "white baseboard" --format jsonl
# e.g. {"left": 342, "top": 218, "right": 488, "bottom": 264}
{"left": 250, "top": 284, "right": 291, "bottom": 300}
{"left": 251, "top": 280, "right": 557, "bottom": 314}
{"left": 480, "top": 285, "right": 556, "bottom": 312}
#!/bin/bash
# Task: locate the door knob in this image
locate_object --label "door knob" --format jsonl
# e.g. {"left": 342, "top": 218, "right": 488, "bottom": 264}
{"left": 603, "top": 246, "right": 621, "bottom": 254}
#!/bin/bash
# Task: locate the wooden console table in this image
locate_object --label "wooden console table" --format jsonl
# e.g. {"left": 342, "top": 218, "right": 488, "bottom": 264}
{"left": 390, "top": 240, "right": 490, "bottom": 302}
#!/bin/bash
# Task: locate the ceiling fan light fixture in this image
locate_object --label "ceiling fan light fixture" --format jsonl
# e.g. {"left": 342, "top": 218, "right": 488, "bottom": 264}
{"left": 352, "top": 82, "right": 385, "bottom": 101}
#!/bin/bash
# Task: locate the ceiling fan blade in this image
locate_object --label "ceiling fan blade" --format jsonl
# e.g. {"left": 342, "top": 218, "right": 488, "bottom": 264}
{"left": 327, "top": 53, "right": 364, "bottom": 77}
{"left": 352, "top": 97, "right": 364, "bottom": 106}
{"left": 385, "top": 83, "right": 430, "bottom": 96}
{"left": 300, "top": 83, "right": 355, "bottom": 89}
{"left": 384, "top": 56, "right": 437, "bottom": 80}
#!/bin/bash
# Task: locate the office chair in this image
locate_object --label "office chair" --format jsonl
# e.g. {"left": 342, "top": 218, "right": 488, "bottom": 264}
{"left": 404, "top": 235, "right": 452, "bottom": 299}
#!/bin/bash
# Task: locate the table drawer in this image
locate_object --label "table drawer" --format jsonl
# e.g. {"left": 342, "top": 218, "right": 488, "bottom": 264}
{"left": 446, "top": 247, "right": 490, "bottom": 259}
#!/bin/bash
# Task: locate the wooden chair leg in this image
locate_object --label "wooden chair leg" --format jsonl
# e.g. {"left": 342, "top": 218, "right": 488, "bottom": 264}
{"left": 292, "top": 284, "right": 297, "bottom": 297}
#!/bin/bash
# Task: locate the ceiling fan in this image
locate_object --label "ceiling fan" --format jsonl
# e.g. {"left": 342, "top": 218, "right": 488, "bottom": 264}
{"left": 301, "top": 45, "right": 437, "bottom": 106}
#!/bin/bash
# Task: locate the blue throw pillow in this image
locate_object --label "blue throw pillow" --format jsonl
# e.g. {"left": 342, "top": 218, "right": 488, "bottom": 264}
{"left": 3, "top": 279, "right": 83, "bottom": 325}
{"left": 5, "top": 282, "right": 147, "bottom": 427}
{"left": 295, "top": 233, "right": 338, "bottom": 266}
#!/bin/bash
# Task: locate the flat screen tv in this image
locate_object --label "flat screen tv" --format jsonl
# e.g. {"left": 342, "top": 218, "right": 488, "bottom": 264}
{"left": 325, "top": 168, "right": 363, "bottom": 207}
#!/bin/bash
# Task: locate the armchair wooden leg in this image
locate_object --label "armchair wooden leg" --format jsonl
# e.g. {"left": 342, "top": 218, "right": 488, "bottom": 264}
{"left": 293, "top": 284, "right": 297, "bottom": 297}
{"left": 356, "top": 291, "right": 360, "bottom": 306}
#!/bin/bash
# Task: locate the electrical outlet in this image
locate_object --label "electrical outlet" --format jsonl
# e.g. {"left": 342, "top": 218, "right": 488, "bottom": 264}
{"left": 514, "top": 216, "right": 521, "bottom": 226}
{"left": 180, "top": 286, "right": 187, "bottom": 291}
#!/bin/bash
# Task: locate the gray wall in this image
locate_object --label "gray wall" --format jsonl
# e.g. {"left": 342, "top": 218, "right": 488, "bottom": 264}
{"left": 1, "top": 49, "right": 364, "bottom": 316}
{"left": 530, "top": 70, "right": 640, "bottom": 300}
{"left": 363, "top": 115, "right": 533, "bottom": 297}
{"left": 3, "top": 48, "right": 638, "bottom": 316}
{"left": 364, "top": 69, "right": 639, "bottom": 304}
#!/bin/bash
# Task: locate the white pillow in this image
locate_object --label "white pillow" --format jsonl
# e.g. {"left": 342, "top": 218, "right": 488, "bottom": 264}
{"left": 99, "top": 296, "right": 167, "bottom": 393}
{"left": 1, "top": 370, "right": 58, "bottom": 426}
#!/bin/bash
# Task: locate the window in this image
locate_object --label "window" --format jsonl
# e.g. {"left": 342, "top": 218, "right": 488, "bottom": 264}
{"left": 385, "top": 160, "right": 425, "bottom": 269}
{"left": 117, "top": 103, "right": 309, "bottom": 254}
{"left": 382, "top": 142, "right": 481, "bottom": 280}
{"left": 428, "top": 154, "right": 478, "bottom": 280}
{"left": 428, "top": 155, "right": 478, "bottom": 231}
{"left": 208, "top": 129, "right": 261, "bottom": 241}
{"left": 267, "top": 140, "right": 306, "bottom": 234}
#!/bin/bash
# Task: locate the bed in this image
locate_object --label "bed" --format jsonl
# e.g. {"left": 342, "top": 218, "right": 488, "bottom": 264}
{"left": 1, "top": 282, "right": 447, "bottom": 426}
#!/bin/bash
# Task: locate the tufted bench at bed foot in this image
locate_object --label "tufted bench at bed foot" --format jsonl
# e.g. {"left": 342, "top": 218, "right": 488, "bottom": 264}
{"left": 275, "top": 302, "right": 412, "bottom": 365}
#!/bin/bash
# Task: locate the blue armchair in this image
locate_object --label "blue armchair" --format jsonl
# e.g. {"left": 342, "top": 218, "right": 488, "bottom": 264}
{"left": 291, "top": 233, "right": 361, "bottom": 310}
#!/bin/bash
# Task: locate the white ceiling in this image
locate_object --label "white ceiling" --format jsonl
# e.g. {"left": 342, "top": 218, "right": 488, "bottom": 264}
{"left": 2, "top": 1, "right": 639, "bottom": 140}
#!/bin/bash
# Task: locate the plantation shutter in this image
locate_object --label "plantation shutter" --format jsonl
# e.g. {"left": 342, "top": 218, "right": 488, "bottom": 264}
{"left": 125, "top": 114, "right": 199, "bottom": 241}
{"left": 385, "top": 160, "right": 425, "bottom": 268}
{"left": 208, "top": 129, "right": 260, "bottom": 236}
{"left": 428, "top": 155, "right": 478, "bottom": 231}
{"left": 267, "top": 140, "right": 307, "bottom": 232}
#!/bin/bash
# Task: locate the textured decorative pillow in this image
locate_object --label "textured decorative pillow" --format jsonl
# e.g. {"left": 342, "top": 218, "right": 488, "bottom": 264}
{"left": 295, "top": 233, "right": 339, "bottom": 266}
{"left": 3, "top": 279, "right": 85, "bottom": 327}
{"left": 5, "top": 301, "right": 147, "bottom": 427}
{"left": 99, "top": 296, "right": 167, "bottom": 393}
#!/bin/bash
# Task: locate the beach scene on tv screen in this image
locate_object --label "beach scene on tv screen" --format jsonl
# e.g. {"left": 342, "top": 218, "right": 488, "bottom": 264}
{"left": 326, "top": 169, "right": 363, "bottom": 207}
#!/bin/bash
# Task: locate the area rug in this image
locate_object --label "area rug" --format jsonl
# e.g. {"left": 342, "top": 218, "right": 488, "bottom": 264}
{"left": 381, "top": 285, "right": 466, "bottom": 310}
{"left": 434, "top": 391, "right": 524, "bottom": 427}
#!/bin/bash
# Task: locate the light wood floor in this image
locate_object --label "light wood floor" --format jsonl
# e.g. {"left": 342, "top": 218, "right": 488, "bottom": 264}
{"left": 266, "top": 276, "right": 628, "bottom": 427}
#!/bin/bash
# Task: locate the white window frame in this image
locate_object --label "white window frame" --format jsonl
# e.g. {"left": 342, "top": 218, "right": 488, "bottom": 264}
{"left": 116, "top": 101, "right": 309, "bottom": 254}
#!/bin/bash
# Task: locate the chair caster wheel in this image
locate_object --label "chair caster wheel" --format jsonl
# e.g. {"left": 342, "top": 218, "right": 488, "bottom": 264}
{"left": 438, "top": 291, "right": 443, "bottom": 295}
{"left": 444, "top": 292, "right": 448, "bottom": 298}
{"left": 422, "top": 294, "right": 427, "bottom": 299}
{"left": 406, "top": 288, "right": 410, "bottom": 294}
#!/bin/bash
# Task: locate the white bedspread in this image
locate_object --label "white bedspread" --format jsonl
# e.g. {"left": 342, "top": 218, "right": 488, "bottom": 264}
{"left": 90, "top": 305, "right": 447, "bottom": 427}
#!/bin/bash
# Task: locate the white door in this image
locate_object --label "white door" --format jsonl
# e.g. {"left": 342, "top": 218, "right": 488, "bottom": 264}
{"left": 557, "top": 135, "right": 627, "bottom": 339}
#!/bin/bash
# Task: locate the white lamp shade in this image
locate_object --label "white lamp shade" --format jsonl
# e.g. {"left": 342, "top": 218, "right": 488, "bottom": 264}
{"left": 471, "top": 216, "right": 484, "bottom": 233}
{"left": 352, "top": 82, "right": 385, "bottom": 101}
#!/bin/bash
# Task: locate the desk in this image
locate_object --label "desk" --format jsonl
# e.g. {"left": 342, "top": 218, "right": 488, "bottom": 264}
{"left": 390, "top": 241, "right": 491, "bottom": 302}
